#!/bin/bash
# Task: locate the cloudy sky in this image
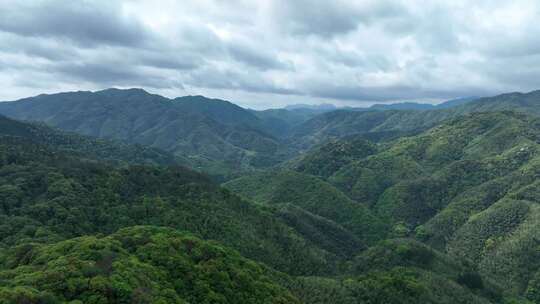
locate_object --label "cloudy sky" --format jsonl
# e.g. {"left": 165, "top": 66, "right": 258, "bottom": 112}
{"left": 0, "top": 0, "right": 539, "bottom": 109}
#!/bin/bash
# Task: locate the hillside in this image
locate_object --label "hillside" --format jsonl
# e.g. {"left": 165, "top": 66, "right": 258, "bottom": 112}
{"left": 251, "top": 108, "right": 325, "bottom": 138}
{"left": 454, "top": 90, "right": 540, "bottom": 115}
{"left": 288, "top": 109, "right": 443, "bottom": 149}
{"left": 0, "top": 89, "right": 292, "bottom": 177}
{"left": 280, "top": 238, "right": 503, "bottom": 304}
{"left": 0, "top": 226, "right": 300, "bottom": 303}
{"left": 224, "top": 170, "right": 387, "bottom": 246}
{"left": 369, "top": 97, "right": 478, "bottom": 111}
{"left": 3, "top": 90, "right": 540, "bottom": 302}
{"left": 287, "top": 136, "right": 378, "bottom": 179}
{"left": 282, "top": 110, "right": 540, "bottom": 301}
{"left": 2, "top": 88, "right": 537, "bottom": 177}
{"left": 288, "top": 90, "right": 540, "bottom": 149}
{"left": 0, "top": 130, "right": 348, "bottom": 276}
{"left": 0, "top": 114, "right": 186, "bottom": 167}
{"left": 0, "top": 111, "right": 517, "bottom": 303}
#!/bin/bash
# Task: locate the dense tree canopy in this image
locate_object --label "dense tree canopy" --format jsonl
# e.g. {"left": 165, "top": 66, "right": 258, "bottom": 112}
{"left": 2, "top": 91, "right": 540, "bottom": 303}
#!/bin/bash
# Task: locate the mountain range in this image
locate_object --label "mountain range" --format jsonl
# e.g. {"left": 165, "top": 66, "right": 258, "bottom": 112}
{"left": 1, "top": 88, "right": 540, "bottom": 303}
{"left": 0, "top": 89, "right": 509, "bottom": 178}
{"left": 368, "top": 97, "right": 478, "bottom": 111}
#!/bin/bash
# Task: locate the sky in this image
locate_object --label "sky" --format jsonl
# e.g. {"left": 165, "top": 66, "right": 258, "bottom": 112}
{"left": 0, "top": 0, "right": 539, "bottom": 109}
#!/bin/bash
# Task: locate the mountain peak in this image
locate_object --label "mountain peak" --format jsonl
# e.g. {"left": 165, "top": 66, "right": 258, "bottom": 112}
{"left": 284, "top": 103, "right": 337, "bottom": 111}
{"left": 96, "top": 87, "right": 151, "bottom": 96}
{"left": 174, "top": 95, "right": 234, "bottom": 105}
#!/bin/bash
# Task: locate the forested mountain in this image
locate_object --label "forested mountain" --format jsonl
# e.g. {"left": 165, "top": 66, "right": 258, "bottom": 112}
{"left": 251, "top": 108, "right": 326, "bottom": 138}
{"left": 0, "top": 89, "right": 292, "bottom": 177}
{"left": 282, "top": 111, "right": 540, "bottom": 302}
{"left": 0, "top": 114, "right": 186, "bottom": 167}
{"left": 457, "top": 90, "right": 540, "bottom": 115}
{"left": 0, "top": 128, "right": 350, "bottom": 277}
{"left": 222, "top": 109, "right": 540, "bottom": 302}
{"left": 3, "top": 88, "right": 540, "bottom": 303}
{"left": 224, "top": 170, "right": 387, "bottom": 247}
{"left": 0, "top": 226, "right": 300, "bottom": 303}
{"left": 369, "top": 97, "right": 478, "bottom": 111}
{"left": 0, "top": 89, "right": 499, "bottom": 178}
{"left": 1, "top": 88, "right": 536, "bottom": 177}
{"left": 288, "top": 90, "right": 540, "bottom": 149}
{"left": 1, "top": 100, "right": 519, "bottom": 303}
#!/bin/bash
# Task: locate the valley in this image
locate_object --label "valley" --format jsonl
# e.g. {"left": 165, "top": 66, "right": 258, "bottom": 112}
{"left": 0, "top": 89, "right": 539, "bottom": 303}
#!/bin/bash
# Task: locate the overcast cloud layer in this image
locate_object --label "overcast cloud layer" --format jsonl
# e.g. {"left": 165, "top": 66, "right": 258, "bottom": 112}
{"left": 0, "top": 0, "right": 539, "bottom": 109}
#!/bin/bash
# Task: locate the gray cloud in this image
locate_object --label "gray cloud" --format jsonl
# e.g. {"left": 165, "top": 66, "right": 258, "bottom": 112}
{"left": 0, "top": 0, "right": 540, "bottom": 108}
{"left": 185, "top": 66, "right": 299, "bottom": 95}
{"left": 0, "top": 32, "right": 78, "bottom": 61}
{"left": 54, "top": 61, "right": 184, "bottom": 89}
{"left": 269, "top": 0, "right": 410, "bottom": 38}
{"left": 136, "top": 50, "right": 201, "bottom": 71}
{"left": 271, "top": 0, "right": 362, "bottom": 37}
{"left": 307, "top": 83, "right": 492, "bottom": 102}
{"left": 227, "top": 42, "right": 291, "bottom": 71}
{"left": 0, "top": 1, "right": 149, "bottom": 47}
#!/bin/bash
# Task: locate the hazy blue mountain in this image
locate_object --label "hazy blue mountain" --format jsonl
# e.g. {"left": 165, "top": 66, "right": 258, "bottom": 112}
{"left": 288, "top": 91, "right": 539, "bottom": 149}
{"left": 368, "top": 97, "right": 478, "bottom": 111}
{"left": 370, "top": 102, "right": 436, "bottom": 111}
{"left": 0, "top": 88, "right": 292, "bottom": 177}
{"left": 284, "top": 103, "right": 337, "bottom": 111}
{"left": 251, "top": 108, "right": 327, "bottom": 138}
{"left": 173, "top": 95, "right": 262, "bottom": 128}
{"left": 436, "top": 96, "right": 479, "bottom": 108}
{"left": 1, "top": 87, "right": 538, "bottom": 177}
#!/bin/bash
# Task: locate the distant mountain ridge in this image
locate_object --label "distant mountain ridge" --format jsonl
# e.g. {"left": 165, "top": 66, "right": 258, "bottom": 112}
{"left": 0, "top": 88, "right": 293, "bottom": 177}
{"left": 368, "top": 97, "right": 478, "bottom": 111}
{"left": 0, "top": 114, "right": 185, "bottom": 166}
{"left": 284, "top": 103, "right": 337, "bottom": 111}
{"left": 288, "top": 90, "right": 540, "bottom": 149}
{"left": 4, "top": 87, "right": 540, "bottom": 302}
{"left": 282, "top": 97, "right": 478, "bottom": 112}
{"left": 1, "top": 88, "right": 539, "bottom": 177}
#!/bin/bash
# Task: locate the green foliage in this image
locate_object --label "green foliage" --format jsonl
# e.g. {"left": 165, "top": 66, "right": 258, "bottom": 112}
{"left": 351, "top": 239, "right": 441, "bottom": 275}
{"left": 0, "top": 137, "right": 337, "bottom": 276}
{"left": 274, "top": 204, "right": 363, "bottom": 259}
{"left": 0, "top": 226, "right": 300, "bottom": 304}
{"left": 4, "top": 89, "right": 540, "bottom": 303}
{"left": 286, "top": 111, "right": 540, "bottom": 301}
{"left": 0, "top": 89, "right": 294, "bottom": 177}
{"left": 448, "top": 199, "right": 530, "bottom": 264}
{"left": 458, "top": 272, "right": 484, "bottom": 290}
{"left": 289, "top": 136, "right": 377, "bottom": 178}
{"left": 0, "top": 115, "right": 186, "bottom": 167}
{"left": 286, "top": 267, "right": 494, "bottom": 304}
{"left": 224, "top": 170, "right": 388, "bottom": 246}
{"left": 288, "top": 90, "right": 540, "bottom": 150}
